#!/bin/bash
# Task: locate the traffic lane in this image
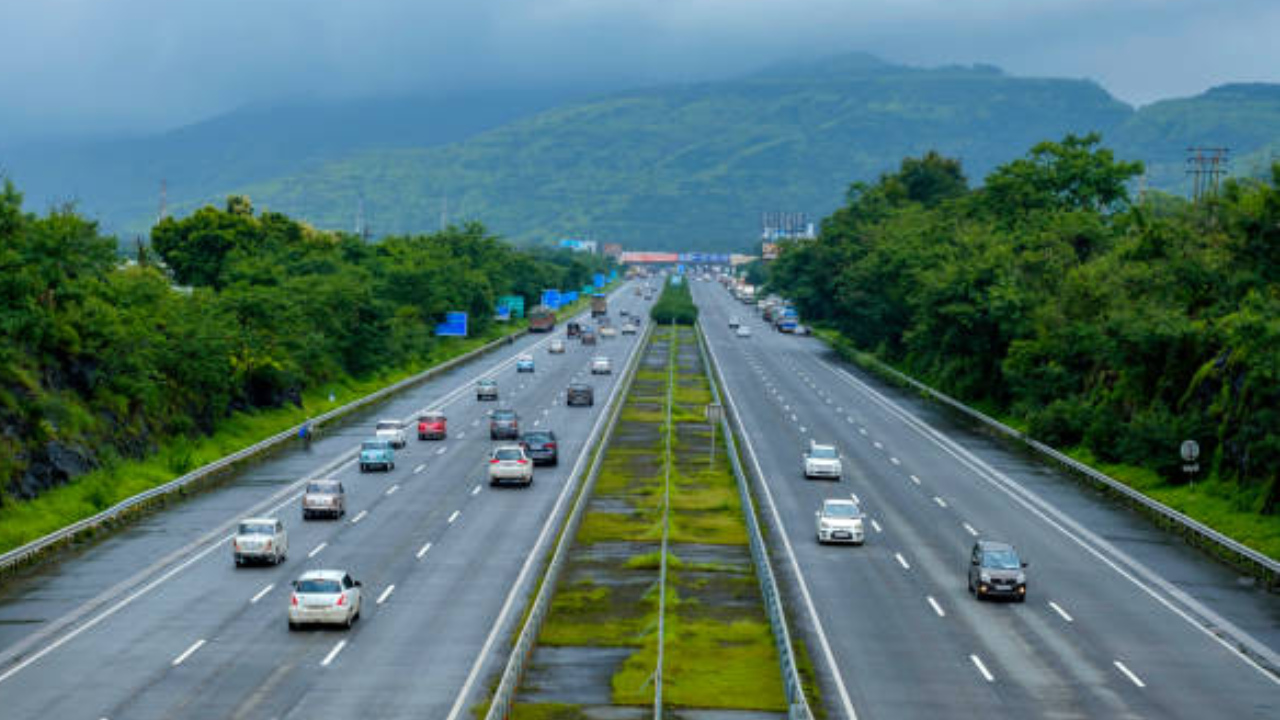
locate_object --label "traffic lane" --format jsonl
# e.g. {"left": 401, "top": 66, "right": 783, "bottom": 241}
{"left": 0, "top": 315, "right": 634, "bottom": 715}
{"left": 0, "top": 300, "right": 599, "bottom": 656}
{"left": 699, "top": 286, "right": 1278, "bottom": 715}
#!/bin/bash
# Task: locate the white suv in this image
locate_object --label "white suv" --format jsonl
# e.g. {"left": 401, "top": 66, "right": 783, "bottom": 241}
{"left": 804, "top": 441, "right": 842, "bottom": 480}
{"left": 815, "top": 498, "right": 865, "bottom": 544}
{"left": 489, "top": 445, "right": 534, "bottom": 487}
{"left": 375, "top": 419, "right": 408, "bottom": 448}
{"left": 233, "top": 517, "right": 288, "bottom": 566}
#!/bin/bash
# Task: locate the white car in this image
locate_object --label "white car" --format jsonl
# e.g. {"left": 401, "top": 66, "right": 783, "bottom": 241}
{"left": 804, "top": 441, "right": 842, "bottom": 479}
{"left": 288, "top": 570, "right": 362, "bottom": 630}
{"left": 549, "top": 338, "right": 566, "bottom": 354}
{"left": 233, "top": 517, "right": 287, "bottom": 566}
{"left": 736, "top": 325, "right": 752, "bottom": 338}
{"left": 815, "top": 499, "right": 865, "bottom": 544}
{"left": 375, "top": 419, "right": 408, "bottom": 448}
{"left": 621, "top": 323, "right": 638, "bottom": 335}
{"left": 728, "top": 316, "right": 741, "bottom": 329}
{"left": 489, "top": 445, "right": 533, "bottom": 487}
{"left": 600, "top": 325, "right": 618, "bottom": 339}
{"left": 591, "top": 356, "right": 613, "bottom": 374}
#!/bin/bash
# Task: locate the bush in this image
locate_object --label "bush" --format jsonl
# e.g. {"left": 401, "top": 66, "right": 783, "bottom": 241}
{"left": 650, "top": 277, "right": 699, "bottom": 325}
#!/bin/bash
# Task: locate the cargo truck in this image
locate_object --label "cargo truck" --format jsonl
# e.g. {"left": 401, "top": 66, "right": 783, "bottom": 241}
{"left": 528, "top": 305, "right": 556, "bottom": 332}
{"left": 590, "top": 293, "right": 608, "bottom": 318}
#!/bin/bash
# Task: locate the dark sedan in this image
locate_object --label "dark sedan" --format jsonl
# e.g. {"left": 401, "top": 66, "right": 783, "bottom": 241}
{"left": 489, "top": 408, "right": 520, "bottom": 440}
{"left": 520, "top": 430, "right": 559, "bottom": 466}
{"left": 567, "top": 383, "right": 594, "bottom": 407}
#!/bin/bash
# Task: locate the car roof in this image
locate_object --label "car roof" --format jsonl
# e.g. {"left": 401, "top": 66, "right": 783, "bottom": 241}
{"left": 809, "top": 440, "right": 836, "bottom": 451}
{"left": 377, "top": 419, "right": 400, "bottom": 424}
{"left": 420, "top": 412, "right": 445, "bottom": 419}
{"left": 297, "top": 569, "right": 347, "bottom": 581}
{"left": 569, "top": 382, "right": 591, "bottom": 389}
{"left": 822, "top": 498, "right": 857, "bottom": 508}
{"left": 478, "top": 378, "right": 497, "bottom": 384}
{"left": 239, "top": 516, "right": 278, "bottom": 525}
{"left": 492, "top": 444, "right": 524, "bottom": 452}
{"left": 975, "top": 539, "right": 1015, "bottom": 552}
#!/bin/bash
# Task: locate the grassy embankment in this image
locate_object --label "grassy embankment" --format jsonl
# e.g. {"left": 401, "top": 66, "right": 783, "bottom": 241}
{"left": 813, "top": 327, "right": 1280, "bottom": 561}
{"left": 0, "top": 293, "right": 600, "bottom": 556}
{"left": 508, "top": 325, "right": 789, "bottom": 717}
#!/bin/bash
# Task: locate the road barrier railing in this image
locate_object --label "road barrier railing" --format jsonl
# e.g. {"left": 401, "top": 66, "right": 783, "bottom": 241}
{"left": 695, "top": 321, "right": 814, "bottom": 720}
{"left": 484, "top": 320, "right": 653, "bottom": 720}
{"left": 831, "top": 346, "right": 1280, "bottom": 588}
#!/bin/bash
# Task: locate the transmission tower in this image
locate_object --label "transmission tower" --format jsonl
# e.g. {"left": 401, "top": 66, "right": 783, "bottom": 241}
{"left": 1186, "top": 147, "right": 1229, "bottom": 201}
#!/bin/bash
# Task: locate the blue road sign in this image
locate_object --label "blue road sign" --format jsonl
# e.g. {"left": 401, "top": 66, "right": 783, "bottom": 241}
{"left": 435, "top": 311, "right": 468, "bottom": 337}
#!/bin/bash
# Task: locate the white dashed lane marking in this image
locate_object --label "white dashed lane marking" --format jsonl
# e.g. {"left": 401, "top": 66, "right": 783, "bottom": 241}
{"left": 448, "top": 510, "right": 461, "bottom": 524}
{"left": 250, "top": 584, "right": 274, "bottom": 604}
{"left": 416, "top": 542, "right": 433, "bottom": 559}
{"left": 970, "top": 654, "right": 995, "bottom": 683}
{"left": 351, "top": 510, "right": 368, "bottom": 524}
{"left": 894, "top": 553, "right": 911, "bottom": 570}
{"left": 172, "top": 639, "right": 206, "bottom": 666}
{"left": 307, "top": 542, "right": 327, "bottom": 558}
{"left": 321, "top": 640, "right": 347, "bottom": 667}
{"left": 1049, "top": 601, "right": 1074, "bottom": 623}
{"left": 927, "top": 596, "right": 946, "bottom": 618}
{"left": 377, "top": 585, "right": 396, "bottom": 605}
{"left": 1114, "top": 661, "right": 1146, "bottom": 688}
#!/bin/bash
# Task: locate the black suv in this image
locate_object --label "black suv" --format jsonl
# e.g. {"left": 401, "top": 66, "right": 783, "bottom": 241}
{"left": 489, "top": 409, "right": 520, "bottom": 440}
{"left": 968, "top": 540, "right": 1028, "bottom": 602}
{"left": 566, "top": 383, "right": 594, "bottom": 407}
{"left": 520, "top": 430, "right": 559, "bottom": 466}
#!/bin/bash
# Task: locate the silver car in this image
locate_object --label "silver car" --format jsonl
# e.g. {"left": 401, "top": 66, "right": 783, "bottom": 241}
{"left": 488, "top": 445, "right": 533, "bottom": 487}
{"left": 302, "top": 479, "right": 346, "bottom": 520}
{"left": 233, "top": 517, "right": 288, "bottom": 565}
{"left": 591, "top": 356, "right": 612, "bottom": 374}
{"left": 287, "top": 569, "right": 363, "bottom": 630}
{"left": 815, "top": 499, "right": 865, "bottom": 544}
{"left": 804, "top": 441, "right": 843, "bottom": 480}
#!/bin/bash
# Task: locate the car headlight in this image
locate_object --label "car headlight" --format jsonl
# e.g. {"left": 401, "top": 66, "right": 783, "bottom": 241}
{"left": 980, "top": 572, "right": 991, "bottom": 583}
{"left": 819, "top": 521, "right": 832, "bottom": 530}
{"left": 1016, "top": 572, "right": 1026, "bottom": 584}
{"left": 851, "top": 520, "right": 863, "bottom": 531}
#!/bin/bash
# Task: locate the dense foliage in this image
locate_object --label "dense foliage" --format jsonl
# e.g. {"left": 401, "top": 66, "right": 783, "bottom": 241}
{"left": 769, "top": 136, "right": 1280, "bottom": 513}
{"left": 0, "top": 185, "right": 610, "bottom": 503}
{"left": 650, "top": 277, "right": 699, "bottom": 326}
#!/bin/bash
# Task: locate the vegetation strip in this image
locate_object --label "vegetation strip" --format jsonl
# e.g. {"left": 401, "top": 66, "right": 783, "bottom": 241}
{"left": 502, "top": 316, "right": 789, "bottom": 718}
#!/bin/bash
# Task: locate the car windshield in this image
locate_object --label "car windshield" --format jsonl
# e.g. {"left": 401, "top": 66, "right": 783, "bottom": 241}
{"left": 376, "top": 421, "right": 399, "bottom": 431}
{"left": 824, "top": 503, "right": 860, "bottom": 518}
{"left": 479, "top": 380, "right": 495, "bottom": 387}
{"left": 306, "top": 482, "right": 338, "bottom": 494}
{"left": 982, "top": 549, "right": 1021, "bottom": 569}
{"left": 811, "top": 446, "right": 838, "bottom": 459}
{"left": 296, "top": 579, "right": 342, "bottom": 594}
{"left": 495, "top": 448, "right": 523, "bottom": 461}
{"left": 363, "top": 441, "right": 389, "bottom": 450}
{"left": 239, "top": 522, "right": 274, "bottom": 535}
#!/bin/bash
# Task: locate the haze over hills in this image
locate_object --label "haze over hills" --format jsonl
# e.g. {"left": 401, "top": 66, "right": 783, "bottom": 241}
{"left": 5, "top": 53, "right": 1280, "bottom": 252}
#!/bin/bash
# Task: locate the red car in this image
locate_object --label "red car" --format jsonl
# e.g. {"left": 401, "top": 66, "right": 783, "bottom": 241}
{"left": 418, "top": 412, "right": 447, "bottom": 440}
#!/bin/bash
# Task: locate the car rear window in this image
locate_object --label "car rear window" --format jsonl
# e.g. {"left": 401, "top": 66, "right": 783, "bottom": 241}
{"left": 524, "top": 432, "right": 551, "bottom": 443}
{"left": 297, "top": 579, "right": 342, "bottom": 594}
{"left": 239, "top": 522, "right": 275, "bottom": 535}
{"left": 420, "top": 415, "right": 444, "bottom": 423}
{"left": 495, "top": 448, "right": 523, "bottom": 461}
{"left": 376, "top": 421, "right": 399, "bottom": 430}
{"left": 811, "top": 446, "right": 838, "bottom": 459}
{"left": 492, "top": 410, "right": 516, "bottom": 420}
{"left": 362, "top": 441, "right": 390, "bottom": 450}
{"left": 306, "top": 482, "right": 338, "bottom": 494}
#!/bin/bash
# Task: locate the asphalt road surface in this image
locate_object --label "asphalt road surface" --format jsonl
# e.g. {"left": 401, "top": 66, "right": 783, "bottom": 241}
{"left": 693, "top": 279, "right": 1279, "bottom": 720}
{"left": 0, "top": 282, "right": 654, "bottom": 720}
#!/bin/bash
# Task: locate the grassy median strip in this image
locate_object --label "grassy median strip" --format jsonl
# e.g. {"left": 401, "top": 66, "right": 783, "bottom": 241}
{"left": 510, "top": 325, "right": 787, "bottom": 717}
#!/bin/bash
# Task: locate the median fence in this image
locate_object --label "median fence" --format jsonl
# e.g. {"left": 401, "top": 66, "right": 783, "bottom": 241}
{"left": 695, "top": 321, "right": 815, "bottom": 720}
{"left": 830, "top": 347, "right": 1279, "bottom": 588}
{"left": 484, "top": 321, "right": 654, "bottom": 720}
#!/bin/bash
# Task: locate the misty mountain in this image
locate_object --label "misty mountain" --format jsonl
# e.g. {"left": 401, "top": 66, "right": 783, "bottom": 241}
{"left": 7, "top": 54, "right": 1280, "bottom": 252}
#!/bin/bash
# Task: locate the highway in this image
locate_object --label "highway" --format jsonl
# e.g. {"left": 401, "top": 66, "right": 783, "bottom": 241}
{"left": 0, "top": 284, "right": 653, "bottom": 720}
{"left": 692, "top": 279, "right": 1280, "bottom": 720}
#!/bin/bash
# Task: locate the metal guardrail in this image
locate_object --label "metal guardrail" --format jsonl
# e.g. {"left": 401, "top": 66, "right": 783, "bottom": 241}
{"left": 0, "top": 327, "right": 534, "bottom": 575}
{"left": 695, "top": 321, "right": 814, "bottom": 720}
{"left": 0, "top": 288, "right": 621, "bottom": 576}
{"left": 836, "top": 348, "right": 1280, "bottom": 585}
{"left": 484, "top": 320, "right": 654, "bottom": 720}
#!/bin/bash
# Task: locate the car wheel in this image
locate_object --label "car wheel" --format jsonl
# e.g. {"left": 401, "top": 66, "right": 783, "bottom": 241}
{"left": 344, "top": 613, "right": 354, "bottom": 629}
{"left": 359, "top": 464, "right": 366, "bottom": 473}
{"left": 288, "top": 621, "right": 299, "bottom": 632}
{"left": 1017, "top": 593, "right": 1027, "bottom": 603}
{"left": 234, "top": 555, "right": 243, "bottom": 566}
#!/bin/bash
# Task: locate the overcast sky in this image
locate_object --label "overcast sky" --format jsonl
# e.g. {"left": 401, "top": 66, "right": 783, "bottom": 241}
{"left": 2, "top": 0, "right": 1277, "bottom": 142}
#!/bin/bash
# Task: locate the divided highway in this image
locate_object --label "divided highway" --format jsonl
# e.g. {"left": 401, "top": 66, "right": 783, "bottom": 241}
{"left": 0, "top": 284, "right": 653, "bottom": 720}
{"left": 693, "top": 280, "right": 1279, "bottom": 720}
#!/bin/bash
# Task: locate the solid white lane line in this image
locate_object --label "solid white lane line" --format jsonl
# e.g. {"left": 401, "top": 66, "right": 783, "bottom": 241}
{"left": 377, "top": 585, "right": 396, "bottom": 605}
{"left": 927, "top": 596, "right": 946, "bottom": 618}
{"left": 472, "top": 485, "right": 482, "bottom": 496}
{"left": 910, "top": 474, "right": 921, "bottom": 485}
{"left": 1049, "top": 601, "right": 1074, "bottom": 623}
{"left": 351, "top": 510, "right": 368, "bottom": 524}
{"left": 963, "top": 522, "right": 979, "bottom": 537}
{"left": 870, "top": 519, "right": 882, "bottom": 533}
{"left": 416, "top": 542, "right": 433, "bottom": 559}
{"left": 172, "top": 639, "right": 206, "bottom": 666}
{"left": 250, "top": 584, "right": 275, "bottom": 604}
{"left": 386, "top": 484, "right": 399, "bottom": 496}
{"left": 933, "top": 496, "right": 948, "bottom": 508}
{"left": 970, "top": 654, "right": 995, "bottom": 682}
{"left": 895, "top": 553, "right": 911, "bottom": 570}
{"left": 320, "top": 640, "right": 347, "bottom": 667}
{"left": 890, "top": 457, "right": 901, "bottom": 465}
{"left": 308, "top": 542, "right": 327, "bottom": 558}
{"left": 436, "top": 447, "right": 447, "bottom": 455}
{"left": 414, "top": 464, "right": 426, "bottom": 474}
{"left": 448, "top": 510, "right": 461, "bottom": 524}
{"left": 1114, "top": 660, "right": 1146, "bottom": 688}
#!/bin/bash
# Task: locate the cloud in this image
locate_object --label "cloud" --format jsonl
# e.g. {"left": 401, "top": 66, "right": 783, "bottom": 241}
{"left": 1, "top": 0, "right": 1277, "bottom": 140}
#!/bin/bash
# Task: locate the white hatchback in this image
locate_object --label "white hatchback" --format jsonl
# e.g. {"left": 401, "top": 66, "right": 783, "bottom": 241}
{"left": 549, "top": 338, "right": 567, "bottom": 354}
{"left": 591, "top": 356, "right": 612, "bottom": 374}
{"left": 736, "top": 325, "right": 752, "bottom": 338}
{"left": 233, "top": 517, "right": 287, "bottom": 566}
{"left": 288, "top": 570, "right": 363, "bottom": 630}
{"left": 375, "top": 419, "right": 407, "bottom": 448}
